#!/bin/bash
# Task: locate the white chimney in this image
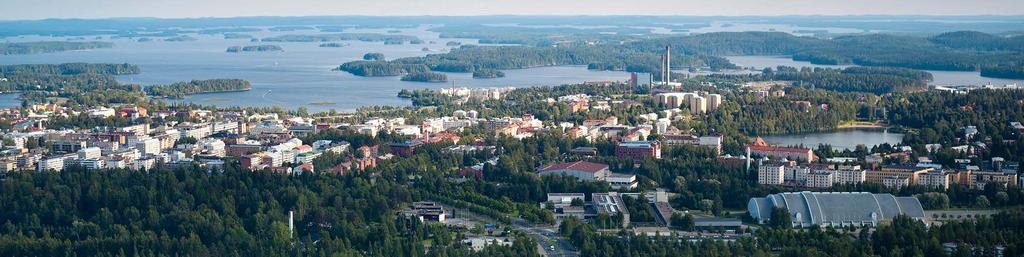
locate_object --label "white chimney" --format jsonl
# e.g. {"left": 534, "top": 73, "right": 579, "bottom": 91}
{"left": 288, "top": 210, "right": 294, "bottom": 238}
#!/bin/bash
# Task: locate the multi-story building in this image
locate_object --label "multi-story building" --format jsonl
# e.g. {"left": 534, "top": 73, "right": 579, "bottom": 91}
{"left": 748, "top": 137, "right": 816, "bottom": 162}
{"left": 918, "top": 170, "right": 951, "bottom": 190}
{"left": 51, "top": 139, "right": 87, "bottom": 154}
{"left": 539, "top": 161, "right": 610, "bottom": 181}
{"left": 136, "top": 138, "right": 162, "bottom": 156}
{"left": 805, "top": 170, "right": 835, "bottom": 188}
{"left": 882, "top": 176, "right": 912, "bottom": 189}
{"left": 538, "top": 161, "right": 637, "bottom": 189}
{"left": 615, "top": 141, "right": 661, "bottom": 160}
{"left": 80, "top": 159, "right": 106, "bottom": 170}
{"left": 606, "top": 173, "right": 638, "bottom": 190}
{"left": 37, "top": 156, "right": 65, "bottom": 171}
{"left": 593, "top": 192, "right": 630, "bottom": 228}
{"left": 834, "top": 165, "right": 866, "bottom": 185}
{"left": 866, "top": 165, "right": 932, "bottom": 186}
{"left": 77, "top": 147, "right": 102, "bottom": 160}
{"left": 689, "top": 95, "right": 707, "bottom": 114}
{"left": 972, "top": 170, "right": 1019, "bottom": 189}
{"left": 758, "top": 165, "right": 785, "bottom": 185}
{"left": 706, "top": 94, "right": 723, "bottom": 112}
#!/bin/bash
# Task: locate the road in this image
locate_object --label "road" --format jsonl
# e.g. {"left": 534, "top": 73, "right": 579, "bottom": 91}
{"left": 512, "top": 219, "right": 579, "bottom": 257}
{"left": 444, "top": 203, "right": 578, "bottom": 256}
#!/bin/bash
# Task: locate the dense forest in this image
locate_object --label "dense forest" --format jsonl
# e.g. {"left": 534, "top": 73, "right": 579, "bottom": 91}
{"left": 337, "top": 61, "right": 430, "bottom": 76}
{"left": 472, "top": 69, "right": 505, "bottom": 78}
{"left": 145, "top": 79, "right": 253, "bottom": 98}
{"left": 559, "top": 211, "right": 1024, "bottom": 257}
{"left": 363, "top": 52, "right": 385, "bottom": 61}
{"left": 884, "top": 89, "right": 1024, "bottom": 160}
{"left": 339, "top": 45, "right": 730, "bottom": 78}
{"left": 0, "top": 166, "right": 541, "bottom": 257}
{"left": 0, "top": 63, "right": 139, "bottom": 75}
{"left": 339, "top": 30, "right": 1024, "bottom": 80}
{"left": 226, "top": 45, "right": 284, "bottom": 53}
{"left": 401, "top": 72, "right": 448, "bottom": 83}
{"left": 0, "top": 63, "right": 141, "bottom": 93}
{"left": 0, "top": 41, "right": 113, "bottom": 55}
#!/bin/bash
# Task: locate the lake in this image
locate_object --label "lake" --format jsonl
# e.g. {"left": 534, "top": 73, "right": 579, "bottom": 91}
{"left": 5, "top": 27, "right": 1021, "bottom": 112}
{"left": 0, "top": 26, "right": 634, "bottom": 112}
{"left": 762, "top": 129, "right": 904, "bottom": 151}
{"left": 726, "top": 56, "right": 1024, "bottom": 87}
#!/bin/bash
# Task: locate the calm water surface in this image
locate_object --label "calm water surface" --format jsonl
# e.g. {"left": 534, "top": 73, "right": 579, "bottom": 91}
{"left": 763, "top": 129, "right": 904, "bottom": 151}
{"left": 0, "top": 26, "right": 633, "bottom": 112}
{"left": 726, "top": 56, "right": 1024, "bottom": 87}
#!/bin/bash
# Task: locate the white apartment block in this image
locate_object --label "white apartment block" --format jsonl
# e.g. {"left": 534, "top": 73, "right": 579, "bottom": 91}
{"left": 758, "top": 165, "right": 786, "bottom": 185}
{"left": 784, "top": 166, "right": 811, "bottom": 182}
{"left": 806, "top": 171, "right": 835, "bottom": 188}
{"left": 37, "top": 157, "right": 65, "bottom": 172}
{"left": 137, "top": 138, "right": 162, "bottom": 156}
{"left": 78, "top": 147, "right": 102, "bottom": 160}
{"left": 834, "top": 165, "right": 866, "bottom": 184}
{"left": 882, "top": 176, "right": 911, "bottom": 189}
{"left": 918, "top": 171, "right": 951, "bottom": 190}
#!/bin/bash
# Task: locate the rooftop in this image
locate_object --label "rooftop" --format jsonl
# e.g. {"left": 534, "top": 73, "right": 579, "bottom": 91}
{"left": 539, "top": 161, "right": 609, "bottom": 173}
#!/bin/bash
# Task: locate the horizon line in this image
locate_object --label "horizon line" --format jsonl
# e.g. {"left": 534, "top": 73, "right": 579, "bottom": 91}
{"left": 4, "top": 13, "right": 1024, "bottom": 22}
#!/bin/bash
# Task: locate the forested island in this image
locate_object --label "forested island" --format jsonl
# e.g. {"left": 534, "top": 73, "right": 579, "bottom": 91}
{"left": 708, "top": 66, "right": 933, "bottom": 94}
{"left": 226, "top": 45, "right": 284, "bottom": 53}
{"left": 164, "top": 35, "right": 197, "bottom": 42}
{"left": 336, "top": 30, "right": 1024, "bottom": 80}
{"left": 223, "top": 33, "right": 253, "bottom": 39}
{"left": 144, "top": 79, "right": 252, "bottom": 98}
{"left": 363, "top": 52, "right": 385, "bottom": 61}
{"left": 318, "top": 42, "right": 344, "bottom": 48}
{"left": 336, "top": 61, "right": 429, "bottom": 76}
{"left": 268, "top": 26, "right": 315, "bottom": 31}
{"left": 400, "top": 72, "right": 447, "bottom": 82}
{"left": 338, "top": 44, "right": 729, "bottom": 78}
{"left": 472, "top": 69, "right": 505, "bottom": 78}
{"left": 0, "top": 41, "right": 112, "bottom": 55}
{"left": 260, "top": 33, "right": 419, "bottom": 43}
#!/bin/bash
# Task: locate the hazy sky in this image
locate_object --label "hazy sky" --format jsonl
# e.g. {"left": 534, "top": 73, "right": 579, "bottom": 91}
{"left": 3, "top": 0, "right": 1024, "bottom": 20}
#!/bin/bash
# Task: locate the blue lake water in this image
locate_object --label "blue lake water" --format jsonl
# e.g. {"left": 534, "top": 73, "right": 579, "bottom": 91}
{"left": 3, "top": 26, "right": 1020, "bottom": 112}
{"left": 763, "top": 129, "right": 904, "bottom": 151}
{"left": 726, "top": 56, "right": 1024, "bottom": 87}
{"left": 0, "top": 26, "right": 633, "bottom": 112}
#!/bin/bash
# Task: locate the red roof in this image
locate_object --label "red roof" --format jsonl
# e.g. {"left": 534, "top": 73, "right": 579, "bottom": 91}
{"left": 540, "top": 161, "right": 608, "bottom": 173}
{"left": 748, "top": 144, "right": 812, "bottom": 154}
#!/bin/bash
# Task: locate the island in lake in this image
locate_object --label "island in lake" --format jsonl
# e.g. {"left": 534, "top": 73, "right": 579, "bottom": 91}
{"left": 145, "top": 79, "right": 252, "bottom": 98}
{"left": 319, "top": 42, "right": 345, "bottom": 48}
{"left": 226, "top": 45, "right": 284, "bottom": 53}
{"left": 164, "top": 35, "right": 197, "bottom": 42}
{"left": 472, "top": 69, "right": 505, "bottom": 79}
{"left": 363, "top": 52, "right": 385, "bottom": 61}
{"left": 1, "top": 41, "right": 113, "bottom": 55}
{"left": 401, "top": 72, "right": 447, "bottom": 83}
{"left": 223, "top": 33, "right": 254, "bottom": 39}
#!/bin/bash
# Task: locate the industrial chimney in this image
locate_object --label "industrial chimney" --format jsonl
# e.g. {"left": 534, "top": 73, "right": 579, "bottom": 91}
{"left": 665, "top": 45, "right": 671, "bottom": 84}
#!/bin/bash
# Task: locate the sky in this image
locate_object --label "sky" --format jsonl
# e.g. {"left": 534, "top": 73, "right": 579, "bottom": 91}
{"left": 3, "top": 0, "right": 1024, "bottom": 20}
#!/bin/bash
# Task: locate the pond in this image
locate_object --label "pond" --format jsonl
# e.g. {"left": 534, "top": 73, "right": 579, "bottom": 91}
{"left": 762, "top": 129, "right": 904, "bottom": 151}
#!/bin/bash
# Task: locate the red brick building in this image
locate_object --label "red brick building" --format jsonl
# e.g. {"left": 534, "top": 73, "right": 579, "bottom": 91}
{"left": 615, "top": 141, "right": 662, "bottom": 160}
